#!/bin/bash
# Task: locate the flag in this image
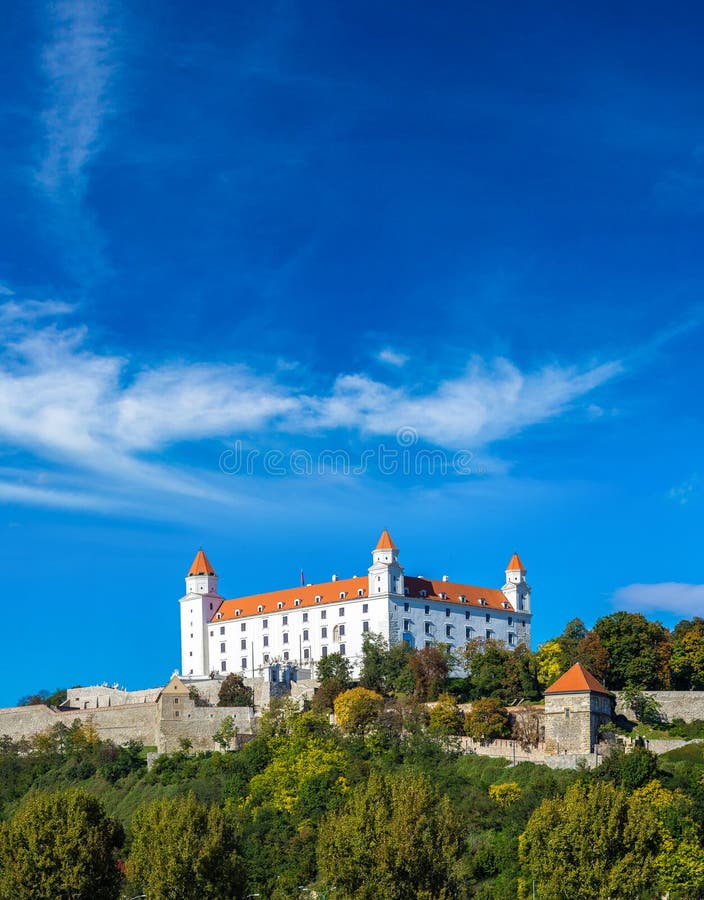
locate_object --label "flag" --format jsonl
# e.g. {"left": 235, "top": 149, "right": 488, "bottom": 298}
{"left": 300, "top": 569, "right": 305, "bottom": 586}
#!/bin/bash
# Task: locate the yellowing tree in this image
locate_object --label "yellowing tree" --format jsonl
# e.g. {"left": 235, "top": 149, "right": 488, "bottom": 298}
{"left": 333, "top": 687, "right": 384, "bottom": 735}
{"left": 489, "top": 782, "right": 522, "bottom": 809}
{"left": 536, "top": 640, "right": 567, "bottom": 689}
{"left": 428, "top": 694, "right": 465, "bottom": 736}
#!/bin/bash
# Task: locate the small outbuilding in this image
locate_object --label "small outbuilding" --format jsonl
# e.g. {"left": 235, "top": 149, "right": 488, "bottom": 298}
{"left": 544, "top": 663, "right": 612, "bottom": 754}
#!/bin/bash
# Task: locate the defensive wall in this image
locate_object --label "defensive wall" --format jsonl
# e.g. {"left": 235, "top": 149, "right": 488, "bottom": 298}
{"left": 615, "top": 691, "right": 704, "bottom": 723}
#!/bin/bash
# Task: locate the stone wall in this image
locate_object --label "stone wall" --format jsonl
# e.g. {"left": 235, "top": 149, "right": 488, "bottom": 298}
{"left": 459, "top": 736, "right": 608, "bottom": 769}
{"left": 615, "top": 691, "right": 704, "bottom": 723}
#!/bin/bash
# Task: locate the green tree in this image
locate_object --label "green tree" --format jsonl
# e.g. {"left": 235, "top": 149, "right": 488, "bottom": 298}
{"left": 359, "top": 633, "right": 414, "bottom": 695}
{"left": 428, "top": 694, "right": 465, "bottom": 736}
{"left": 574, "top": 630, "right": 609, "bottom": 682}
{"left": 619, "top": 686, "right": 663, "bottom": 725}
{"left": 316, "top": 652, "right": 352, "bottom": 686}
{"left": 0, "top": 788, "right": 123, "bottom": 900}
{"left": 127, "top": 794, "right": 244, "bottom": 900}
{"left": 465, "top": 697, "right": 510, "bottom": 741}
{"left": 593, "top": 611, "right": 672, "bottom": 690}
{"left": 213, "top": 715, "right": 238, "bottom": 750}
{"left": 670, "top": 618, "right": 704, "bottom": 689}
{"left": 317, "top": 771, "right": 463, "bottom": 899}
{"left": 408, "top": 644, "right": 450, "bottom": 700}
{"left": 218, "top": 673, "right": 254, "bottom": 707}
{"left": 556, "top": 618, "right": 587, "bottom": 663}
{"left": 334, "top": 687, "right": 384, "bottom": 735}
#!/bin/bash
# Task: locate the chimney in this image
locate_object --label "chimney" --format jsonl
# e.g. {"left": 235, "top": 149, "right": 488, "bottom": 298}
{"left": 332, "top": 574, "right": 338, "bottom": 581}
{"left": 442, "top": 575, "right": 449, "bottom": 582}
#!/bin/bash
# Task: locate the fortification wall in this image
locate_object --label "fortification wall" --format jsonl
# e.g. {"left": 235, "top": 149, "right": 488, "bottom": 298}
{"left": 615, "top": 691, "right": 704, "bottom": 723}
{"left": 158, "top": 706, "right": 255, "bottom": 753}
{"left": 0, "top": 702, "right": 160, "bottom": 746}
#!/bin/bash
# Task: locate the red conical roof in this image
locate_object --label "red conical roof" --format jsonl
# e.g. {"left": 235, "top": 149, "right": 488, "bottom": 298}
{"left": 188, "top": 549, "right": 216, "bottom": 577}
{"left": 506, "top": 552, "right": 526, "bottom": 572}
{"left": 375, "top": 529, "right": 398, "bottom": 550}
{"left": 544, "top": 662, "right": 609, "bottom": 696}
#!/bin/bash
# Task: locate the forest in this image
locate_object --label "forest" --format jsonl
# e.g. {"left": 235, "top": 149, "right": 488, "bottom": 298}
{"left": 1, "top": 610, "right": 704, "bottom": 899}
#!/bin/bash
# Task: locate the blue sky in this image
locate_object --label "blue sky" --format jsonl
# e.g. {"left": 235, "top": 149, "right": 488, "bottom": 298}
{"left": 1, "top": 1, "right": 703, "bottom": 705}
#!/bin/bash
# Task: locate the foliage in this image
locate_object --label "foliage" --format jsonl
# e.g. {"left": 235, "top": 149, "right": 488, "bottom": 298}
{"left": 428, "top": 694, "right": 465, "bottom": 736}
{"left": 596, "top": 746, "right": 660, "bottom": 792}
{"left": 619, "top": 685, "right": 663, "bottom": 724}
{"left": 359, "top": 632, "right": 414, "bottom": 695}
{"left": 334, "top": 687, "right": 384, "bottom": 735}
{"left": 213, "top": 715, "right": 238, "bottom": 750}
{"left": 127, "top": 793, "right": 244, "bottom": 899}
{"left": 488, "top": 781, "right": 522, "bottom": 808}
{"left": 670, "top": 617, "right": 704, "bottom": 690}
{"left": 188, "top": 684, "right": 211, "bottom": 706}
{"left": 316, "top": 651, "right": 352, "bottom": 687}
{"left": 0, "top": 788, "right": 123, "bottom": 900}
{"left": 465, "top": 698, "right": 511, "bottom": 742}
{"left": 17, "top": 686, "right": 67, "bottom": 707}
{"left": 535, "top": 640, "right": 567, "bottom": 689}
{"left": 317, "top": 770, "right": 464, "bottom": 899}
{"left": 408, "top": 644, "right": 450, "bottom": 700}
{"left": 218, "top": 673, "right": 254, "bottom": 707}
{"left": 593, "top": 611, "right": 672, "bottom": 690}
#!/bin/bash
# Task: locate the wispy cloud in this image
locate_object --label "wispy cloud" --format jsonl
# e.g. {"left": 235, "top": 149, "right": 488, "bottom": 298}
{"left": 37, "top": 0, "right": 117, "bottom": 196}
{"left": 377, "top": 347, "right": 409, "bottom": 368}
{"left": 668, "top": 475, "right": 698, "bottom": 505}
{"left": 612, "top": 582, "right": 704, "bottom": 618}
{"left": 0, "top": 296, "right": 621, "bottom": 514}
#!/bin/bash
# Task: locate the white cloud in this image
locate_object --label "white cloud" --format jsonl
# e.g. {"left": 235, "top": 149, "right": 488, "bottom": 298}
{"left": 36, "top": 0, "right": 117, "bottom": 195}
{"left": 612, "top": 582, "right": 704, "bottom": 618}
{"left": 0, "top": 298, "right": 621, "bottom": 514}
{"left": 377, "top": 347, "right": 409, "bottom": 368}
{"left": 668, "top": 476, "right": 698, "bottom": 505}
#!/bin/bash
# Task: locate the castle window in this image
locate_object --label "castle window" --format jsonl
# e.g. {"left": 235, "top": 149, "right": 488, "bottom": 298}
{"left": 283, "top": 651, "right": 289, "bottom": 661}
{"left": 263, "top": 635, "right": 269, "bottom": 647}
{"left": 508, "top": 633, "right": 516, "bottom": 645}
{"left": 264, "top": 654, "right": 270, "bottom": 663}
{"left": 478, "top": 597, "right": 486, "bottom": 606}
{"left": 445, "top": 608, "right": 450, "bottom": 617}
{"left": 257, "top": 605, "right": 264, "bottom": 612}
{"left": 403, "top": 619, "right": 411, "bottom": 631}
{"left": 485, "top": 613, "right": 491, "bottom": 623}
{"left": 425, "top": 622, "right": 432, "bottom": 635}
{"left": 315, "top": 595, "right": 322, "bottom": 603}
{"left": 332, "top": 624, "right": 345, "bottom": 641}
{"left": 339, "top": 591, "right": 347, "bottom": 599}
{"left": 439, "top": 592, "right": 446, "bottom": 600}
{"left": 220, "top": 626, "right": 225, "bottom": 635}
{"left": 465, "top": 611, "right": 470, "bottom": 620}
{"left": 358, "top": 589, "right": 364, "bottom": 597}
{"left": 303, "top": 648, "right": 310, "bottom": 660}
{"left": 321, "top": 646, "right": 328, "bottom": 657}
{"left": 340, "top": 643, "right": 346, "bottom": 656}
{"left": 263, "top": 619, "right": 268, "bottom": 629}
{"left": 404, "top": 587, "right": 410, "bottom": 596}
{"left": 465, "top": 626, "right": 473, "bottom": 640}
{"left": 278, "top": 602, "right": 284, "bottom": 609}
{"left": 425, "top": 640, "right": 432, "bottom": 648}
{"left": 210, "top": 630, "right": 214, "bottom": 636}
{"left": 241, "top": 639, "right": 246, "bottom": 650}
{"left": 363, "top": 620, "right": 369, "bottom": 632}
{"left": 404, "top": 602, "right": 410, "bottom": 612}
{"left": 420, "top": 590, "right": 427, "bottom": 598}
{"left": 241, "top": 658, "right": 247, "bottom": 670}
{"left": 424, "top": 605, "right": 430, "bottom": 615}
{"left": 283, "top": 633, "right": 289, "bottom": 644}
{"left": 190, "top": 633, "right": 193, "bottom": 639}
{"left": 282, "top": 615, "right": 288, "bottom": 625}
{"left": 303, "top": 629, "right": 309, "bottom": 641}
{"left": 175, "top": 711, "right": 179, "bottom": 718}
{"left": 189, "top": 651, "right": 193, "bottom": 656}
{"left": 295, "top": 598, "right": 301, "bottom": 606}
{"left": 321, "top": 627, "right": 328, "bottom": 639}
{"left": 303, "top": 612, "right": 309, "bottom": 622}
{"left": 459, "top": 595, "right": 466, "bottom": 602}
{"left": 221, "top": 660, "right": 227, "bottom": 671}
{"left": 174, "top": 698, "right": 179, "bottom": 704}
{"left": 508, "top": 617, "right": 513, "bottom": 626}
{"left": 321, "top": 610, "right": 327, "bottom": 620}
{"left": 445, "top": 624, "right": 452, "bottom": 637}
{"left": 362, "top": 603, "right": 368, "bottom": 613}
{"left": 241, "top": 622, "right": 246, "bottom": 632}
{"left": 220, "top": 642, "right": 226, "bottom": 653}
{"left": 486, "top": 629, "right": 493, "bottom": 640}
{"left": 564, "top": 708, "right": 571, "bottom": 718}
{"left": 210, "top": 603, "right": 213, "bottom": 610}
{"left": 216, "top": 613, "right": 222, "bottom": 620}
{"left": 339, "top": 607, "right": 345, "bottom": 617}
{"left": 235, "top": 610, "right": 240, "bottom": 617}
{"left": 502, "top": 601, "right": 509, "bottom": 609}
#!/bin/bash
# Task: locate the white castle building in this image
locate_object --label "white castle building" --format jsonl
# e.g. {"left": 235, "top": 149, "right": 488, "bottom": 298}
{"left": 179, "top": 530, "right": 532, "bottom": 679}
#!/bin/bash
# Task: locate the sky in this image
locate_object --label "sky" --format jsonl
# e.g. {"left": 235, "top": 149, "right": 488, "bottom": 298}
{"left": 1, "top": 0, "right": 703, "bottom": 706}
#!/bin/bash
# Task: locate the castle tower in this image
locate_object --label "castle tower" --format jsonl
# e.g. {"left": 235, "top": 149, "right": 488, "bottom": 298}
{"left": 502, "top": 552, "right": 530, "bottom": 613}
{"left": 543, "top": 663, "right": 612, "bottom": 754}
{"left": 368, "top": 529, "right": 404, "bottom": 596}
{"left": 180, "top": 549, "right": 221, "bottom": 678}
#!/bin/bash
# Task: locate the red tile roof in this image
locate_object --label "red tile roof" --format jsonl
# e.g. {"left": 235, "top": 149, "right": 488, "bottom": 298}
{"left": 544, "top": 663, "right": 609, "bottom": 696}
{"left": 188, "top": 549, "right": 216, "bottom": 577}
{"left": 375, "top": 529, "right": 398, "bottom": 550}
{"left": 212, "top": 575, "right": 513, "bottom": 622}
{"left": 506, "top": 553, "right": 526, "bottom": 572}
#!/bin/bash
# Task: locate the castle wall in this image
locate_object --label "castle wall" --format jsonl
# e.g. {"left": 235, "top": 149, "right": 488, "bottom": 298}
{"left": 615, "top": 691, "right": 704, "bottom": 723}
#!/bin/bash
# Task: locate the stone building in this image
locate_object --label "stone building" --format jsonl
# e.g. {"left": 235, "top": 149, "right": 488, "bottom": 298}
{"left": 544, "top": 663, "right": 612, "bottom": 754}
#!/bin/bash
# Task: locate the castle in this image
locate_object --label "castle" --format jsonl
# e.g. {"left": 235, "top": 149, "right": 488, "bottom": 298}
{"left": 180, "top": 530, "right": 533, "bottom": 680}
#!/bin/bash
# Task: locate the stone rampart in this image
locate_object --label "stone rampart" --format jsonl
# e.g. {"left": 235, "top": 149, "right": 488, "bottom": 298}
{"left": 615, "top": 691, "right": 704, "bottom": 723}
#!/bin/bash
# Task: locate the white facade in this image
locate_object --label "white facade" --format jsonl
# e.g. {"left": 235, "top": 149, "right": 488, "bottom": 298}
{"left": 179, "top": 534, "right": 532, "bottom": 679}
